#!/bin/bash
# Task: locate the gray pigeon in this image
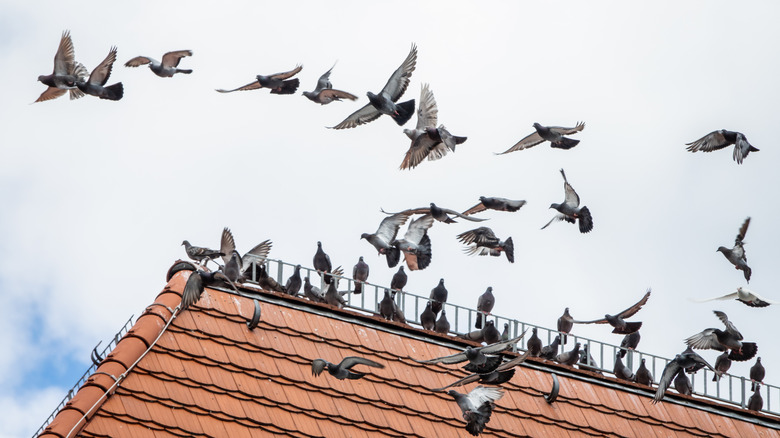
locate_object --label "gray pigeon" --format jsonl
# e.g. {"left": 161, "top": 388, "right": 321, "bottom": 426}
{"left": 447, "top": 386, "right": 504, "bottom": 436}
{"left": 429, "top": 279, "right": 448, "bottom": 314}
{"left": 475, "top": 287, "right": 495, "bottom": 329}
{"left": 578, "top": 344, "right": 601, "bottom": 374}
{"left": 613, "top": 352, "right": 634, "bottom": 381}
{"left": 500, "top": 323, "right": 510, "bottom": 342}
{"left": 619, "top": 331, "right": 641, "bottom": 358}
{"left": 419, "top": 333, "right": 526, "bottom": 369}
{"left": 540, "top": 335, "right": 562, "bottom": 360}
{"left": 634, "top": 358, "right": 653, "bottom": 386}
{"left": 390, "top": 290, "right": 407, "bottom": 324}
{"left": 555, "top": 342, "right": 581, "bottom": 366}
{"left": 76, "top": 46, "right": 123, "bottom": 101}
{"left": 499, "top": 122, "right": 585, "bottom": 154}
{"left": 379, "top": 289, "right": 395, "bottom": 320}
{"left": 324, "top": 280, "right": 347, "bottom": 309}
{"left": 420, "top": 301, "right": 436, "bottom": 331}
{"left": 713, "top": 351, "right": 731, "bottom": 382}
{"left": 361, "top": 212, "right": 411, "bottom": 268}
{"left": 685, "top": 310, "right": 758, "bottom": 361}
{"left": 303, "top": 276, "right": 326, "bottom": 303}
{"left": 182, "top": 227, "right": 233, "bottom": 266}
{"left": 750, "top": 357, "right": 765, "bottom": 391}
{"left": 382, "top": 204, "right": 488, "bottom": 223}
{"left": 181, "top": 267, "right": 233, "bottom": 311}
{"left": 331, "top": 44, "right": 416, "bottom": 129}
{"left": 542, "top": 168, "right": 593, "bottom": 233}
{"left": 311, "top": 356, "right": 384, "bottom": 380}
{"left": 716, "top": 217, "right": 752, "bottom": 282}
{"left": 673, "top": 369, "right": 692, "bottom": 396}
{"left": 456, "top": 227, "right": 514, "bottom": 263}
{"left": 400, "top": 83, "right": 466, "bottom": 170}
{"left": 36, "top": 30, "right": 88, "bottom": 102}
{"left": 686, "top": 130, "right": 758, "bottom": 164}
{"left": 352, "top": 256, "right": 369, "bottom": 294}
{"left": 216, "top": 65, "right": 302, "bottom": 94}
{"left": 434, "top": 309, "right": 450, "bottom": 334}
{"left": 313, "top": 241, "right": 334, "bottom": 284}
{"left": 284, "top": 265, "right": 303, "bottom": 296}
{"left": 433, "top": 352, "right": 529, "bottom": 391}
{"left": 302, "top": 63, "right": 357, "bottom": 104}
{"left": 393, "top": 214, "right": 434, "bottom": 271}
{"left": 694, "top": 287, "right": 778, "bottom": 308}
{"left": 256, "top": 265, "right": 285, "bottom": 293}
{"left": 125, "top": 50, "right": 192, "bottom": 77}
{"left": 572, "top": 289, "right": 651, "bottom": 334}
{"left": 462, "top": 197, "right": 527, "bottom": 216}
{"left": 748, "top": 385, "right": 763, "bottom": 412}
{"left": 653, "top": 347, "right": 720, "bottom": 403}
{"left": 557, "top": 308, "right": 574, "bottom": 344}
{"left": 526, "top": 327, "right": 542, "bottom": 357}
{"left": 481, "top": 320, "right": 501, "bottom": 345}
{"left": 391, "top": 266, "right": 407, "bottom": 292}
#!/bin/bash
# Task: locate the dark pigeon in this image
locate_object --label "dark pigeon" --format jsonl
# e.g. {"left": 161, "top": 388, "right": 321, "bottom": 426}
{"left": 419, "top": 333, "right": 526, "bottom": 369}
{"left": 382, "top": 204, "right": 488, "bottom": 223}
{"left": 330, "top": 44, "right": 416, "bottom": 129}
{"left": 181, "top": 268, "right": 234, "bottom": 311}
{"left": 481, "top": 321, "right": 501, "bottom": 345}
{"left": 653, "top": 347, "right": 720, "bottom": 403}
{"left": 77, "top": 46, "right": 123, "bottom": 101}
{"left": 578, "top": 344, "right": 601, "bottom": 374}
{"left": 125, "top": 50, "right": 192, "bottom": 77}
{"left": 302, "top": 63, "right": 357, "bottom": 104}
{"left": 36, "top": 30, "right": 88, "bottom": 103}
{"left": 456, "top": 227, "right": 514, "bottom": 263}
{"left": 694, "top": 287, "right": 778, "bottom": 308}
{"left": 432, "top": 351, "right": 529, "bottom": 391}
{"left": 686, "top": 130, "right": 758, "bottom": 164}
{"left": 475, "top": 287, "right": 495, "bottom": 329}
{"left": 462, "top": 197, "right": 527, "bottom": 216}
{"left": 435, "top": 309, "right": 450, "bottom": 334}
{"left": 429, "top": 279, "right": 448, "bottom": 314}
{"left": 573, "top": 289, "right": 651, "bottom": 334}
{"left": 673, "top": 369, "right": 692, "bottom": 396}
{"left": 216, "top": 65, "right": 302, "bottom": 94}
{"left": 526, "top": 327, "right": 542, "bottom": 357}
{"left": 379, "top": 289, "right": 395, "bottom": 320}
{"left": 499, "top": 121, "right": 585, "bottom": 154}
{"left": 713, "top": 351, "right": 732, "bottom": 382}
{"left": 685, "top": 310, "right": 758, "bottom": 361}
{"left": 716, "top": 217, "right": 752, "bottom": 282}
{"left": 393, "top": 214, "right": 434, "bottom": 271}
{"left": 750, "top": 357, "right": 765, "bottom": 391}
{"left": 613, "top": 352, "right": 634, "bottom": 381}
{"left": 748, "top": 385, "right": 763, "bottom": 412}
{"left": 540, "top": 335, "right": 562, "bottom": 360}
{"left": 390, "top": 290, "right": 407, "bottom": 324}
{"left": 313, "top": 241, "right": 334, "bottom": 284}
{"left": 352, "top": 256, "right": 369, "bottom": 294}
{"left": 557, "top": 308, "right": 574, "bottom": 344}
{"left": 634, "top": 358, "right": 653, "bottom": 386}
{"left": 311, "top": 356, "right": 384, "bottom": 380}
{"left": 256, "top": 265, "right": 284, "bottom": 293}
{"left": 391, "top": 266, "right": 408, "bottom": 292}
{"left": 542, "top": 168, "right": 593, "bottom": 233}
{"left": 284, "top": 265, "right": 303, "bottom": 296}
{"left": 447, "top": 386, "right": 504, "bottom": 436}
{"left": 324, "top": 280, "right": 346, "bottom": 309}
{"left": 620, "top": 331, "right": 641, "bottom": 358}
{"left": 303, "top": 276, "right": 326, "bottom": 303}
{"left": 420, "top": 301, "right": 436, "bottom": 331}
{"left": 555, "top": 342, "right": 581, "bottom": 366}
{"left": 361, "top": 212, "right": 411, "bottom": 268}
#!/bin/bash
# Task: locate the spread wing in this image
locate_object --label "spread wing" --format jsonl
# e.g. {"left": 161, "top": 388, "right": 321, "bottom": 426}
{"left": 403, "top": 214, "right": 435, "bottom": 244}
{"left": 541, "top": 214, "right": 574, "bottom": 230}
{"left": 686, "top": 130, "right": 731, "bottom": 152}
{"left": 653, "top": 360, "right": 683, "bottom": 403}
{"left": 713, "top": 310, "right": 742, "bottom": 340}
{"left": 549, "top": 121, "right": 585, "bottom": 135}
{"left": 376, "top": 212, "right": 412, "bottom": 243}
{"left": 216, "top": 80, "right": 263, "bottom": 93}
{"left": 615, "top": 289, "right": 652, "bottom": 319}
{"left": 340, "top": 356, "right": 384, "bottom": 370}
{"left": 415, "top": 83, "right": 438, "bottom": 130}
{"left": 736, "top": 217, "right": 750, "bottom": 244}
{"left": 241, "top": 240, "right": 273, "bottom": 270}
{"left": 161, "top": 50, "right": 192, "bottom": 68}
{"left": 89, "top": 47, "right": 117, "bottom": 86}
{"left": 457, "top": 227, "right": 497, "bottom": 246}
{"left": 54, "top": 30, "right": 77, "bottom": 75}
{"left": 685, "top": 329, "right": 727, "bottom": 351}
{"left": 220, "top": 228, "right": 236, "bottom": 265}
{"left": 416, "top": 350, "right": 468, "bottom": 364}
{"left": 379, "top": 43, "right": 416, "bottom": 102}
{"left": 691, "top": 292, "right": 739, "bottom": 303}
{"left": 269, "top": 64, "right": 303, "bottom": 80}
{"left": 400, "top": 135, "right": 439, "bottom": 170}
{"left": 35, "top": 87, "right": 67, "bottom": 103}
{"left": 314, "top": 65, "right": 333, "bottom": 92}
{"left": 560, "top": 169, "right": 581, "bottom": 207}
{"left": 498, "top": 130, "right": 545, "bottom": 154}
{"left": 124, "top": 56, "right": 153, "bottom": 67}
{"left": 319, "top": 88, "right": 357, "bottom": 101}
{"left": 330, "top": 103, "right": 382, "bottom": 129}
{"left": 462, "top": 202, "right": 487, "bottom": 216}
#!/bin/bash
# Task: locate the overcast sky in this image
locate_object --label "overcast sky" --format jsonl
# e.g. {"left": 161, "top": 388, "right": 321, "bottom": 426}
{"left": 3, "top": 1, "right": 780, "bottom": 436}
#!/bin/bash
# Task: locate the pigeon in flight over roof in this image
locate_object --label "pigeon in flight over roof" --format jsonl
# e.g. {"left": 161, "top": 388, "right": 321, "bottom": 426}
{"left": 418, "top": 333, "right": 526, "bottom": 370}
{"left": 462, "top": 197, "right": 527, "bottom": 216}
{"left": 693, "top": 287, "right": 777, "bottom": 308}
{"left": 653, "top": 347, "right": 720, "bottom": 403}
{"left": 36, "top": 30, "right": 88, "bottom": 103}
{"left": 180, "top": 264, "right": 237, "bottom": 311}
{"left": 311, "top": 356, "right": 384, "bottom": 380}
{"left": 352, "top": 256, "right": 369, "bottom": 294}
{"left": 361, "top": 211, "right": 412, "bottom": 268}
{"left": 400, "top": 83, "right": 467, "bottom": 170}
{"left": 572, "top": 289, "right": 651, "bottom": 334}
{"left": 393, "top": 214, "right": 434, "bottom": 271}
{"left": 686, "top": 130, "right": 758, "bottom": 164}
{"left": 313, "top": 241, "right": 334, "bottom": 284}
{"left": 684, "top": 310, "right": 758, "bottom": 361}
{"left": 475, "top": 287, "right": 495, "bottom": 329}
{"left": 330, "top": 44, "right": 417, "bottom": 129}
{"left": 750, "top": 357, "right": 765, "bottom": 391}
{"left": 456, "top": 227, "right": 514, "bottom": 263}
{"left": 216, "top": 65, "right": 302, "bottom": 94}
{"left": 542, "top": 168, "right": 593, "bottom": 233}
{"left": 432, "top": 351, "right": 529, "bottom": 391}
{"left": 447, "top": 386, "right": 505, "bottom": 436}
{"left": 498, "top": 122, "right": 585, "bottom": 154}
{"left": 76, "top": 46, "right": 123, "bottom": 101}
{"left": 302, "top": 63, "right": 357, "bottom": 104}
{"left": 716, "top": 217, "right": 752, "bottom": 282}
{"left": 125, "top": 50, "right": 192, "bottom": 77}
{"left": 211, "top": 228, "right": 273, "bottom": 282}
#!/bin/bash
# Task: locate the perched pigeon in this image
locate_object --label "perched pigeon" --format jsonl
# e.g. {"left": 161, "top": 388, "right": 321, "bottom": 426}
{"left": 557, "top": 308, "right": 574, "bottom": 344}
{"left": 686, "top": 130, "right": 758, "bottom": 164}
{"left": 284, "top": 265, "right": 303, "bottom": 296}
{"left": 613, "top": 352, "right": 634, "bottom": 381}
{"left": 125, "top": 50, "right": 192, "bottom": 77}
{"left": 391, "top": 266, "right": 408, "bottom": 292}
{"left": 694, "top": 287, "right": 777, "bottom": 308}
{"left": 379, "top": 289, "right": 396, "bottom": 320}
{"left": 330, "top": 44, "right": 416, "bottom": 129}
{"left": 500, "top": 323, "right": 510, "bottom": 342}
{"left": 430, "top": 279, "right": 448, "bottom": 314}
{"left": 432, "top": 351, "right": 529, "bottom": 391}
{"left": 499, "top": 122, "right": 585, "bottom": 154}
{"left": 302, "top": 63, "right": 357, "bottom": 104}
{"left": 713, "top": 351, "right": 732, "bottom": 382}
{"left": 393, "top": 214, "right": 434, "bottom": 271}
{"left": 324, "top": 280, "right": 347, "bottom": 309}
{"left": 750, "top": 357, "right": 765, "bottom": 391}
{"left": 673, "top": 369, "right": 692, "bottom": 396}
{"left": 303, "top": 277, "right": 326, "bottom": 303}
{"left": 573, "top": 289, "right": 651, "bottom": 334}
{"left": 542, "top": 168, "right": 593, "bottom": 233}
{"left": 383, "top": 203, "right": 488, "bottom": 223}
{"left": 540, "top": 335, "right": 562, "bottom": 360}
{"left": 456, "top": 227, "right": 514, "bottom": 263}
{"left": 36, "top": 30, "right": 88, "bottom": 103}
{"left": 634, "top": 358, "right": 653, "bottom": 386}
{"left": 400, "top": 83, "right": 466, "bottom": 170}
{"left": 475, "top": 287, "right": 495, "bottom": 329}
{"left": 390, "top": 290, "right": 407, "bottom": 324}
{"left": 182, "top": 227, "right": 233, "bottom": 266}
{"left": 311, "top": 356, "right": 384, "bottom": 380}
{"left": 717, "top": 218, "right": 752, "bottom": 282}
{"left": 216, "top": 65, "right": 302, "bottom": 94}
{"left": 526, "top": 327, "right": 542, "bottom": 357}
{"left": 361, "top": 212, "right": 411, "bottom": 268}
{"left": 352, "top": 256, "right": 369, "bottom": 294}
{"left": 620, "top": 331, "right": 641, "bottom": 358}
{"left": 447, "top": 386, "right": 504, "bottom": 436}
{"left": 77, "top": 46, "right": 123, "bottom": 101}
{"left": 578, "top": 344, "right": 601, "bottom": 374}
{"left": 313, "top": 241, "right": 334, "bottom": 284}
{"left": 462, "top": 197, "right": 527, "bottom": 216}
{"left": 419, "top": 333, "right": 526, "bottom": 369}
{"left": 556, "top": 342, "right": 582, "bottom": 366}
{"left": 653, "top": 348, "right": 720, "bottom": 403}
{"left": 256, "top": 265, "right": 285, "bottom": 293}
{"left": 685, "top": 310, "right": 758, "bottom": 361}
{"left": 435, "top": 309, "right": 451, "bottom": 334}
{"left": 481, "top": 321, "right": 501, "bottom": 345}
{"left": 748, "top": 385, "right": 764, "bottom": 412}
{"left": 420, "top": 301, "right": 436, "bottom": 331}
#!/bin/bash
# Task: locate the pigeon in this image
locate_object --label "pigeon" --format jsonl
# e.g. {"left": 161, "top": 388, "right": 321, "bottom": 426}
{"left": 393, "top": 214, "right": 434, "bottom": 271}
{"left": 748, "top": 385, "right": 763, "bottom": 412}
{"left": 330, "top": 44, "right": 416, "bottom": 129}
{"left": 379, "top": 289, "right": 396, "bottom": 320}
{"left": 540, "top": 335, "right": 562, "bottom": 360}
{"left": 400, "top": 83, "right": 466, "bottom": 170}
{"left": 254, "top": 265, "right": 284, "bottom": 293}
{"left": 526, "top": 327, "right": 542, "bottom": 357}
{"left": 694, "top": 287, "right": 777, "bottom": 308}
{"left": 391, "top": 266, "right": 407, "bottom": 292}
{"left": 653, "top": 347, "right": 720, "bottom": 403}
{"left": 352, "top": 256, "right": 369, "bottom": 294}
{"left": 750, "top": 357, "right": 765, "bottom": 391}
{"left": 613, "top": 352, "right": 634, "bottom": 381}
{"left": 284, "top": 265, "right": 303, "bottom": 296}
{"left": 500, "top": 323, "right": 510, "bottom": 342}
{"left": 432, "top": 351, "right": 529, "bottom": 391}
{"left": 303, "top": 277, "right": 326, "bottom": 303}
{"left": 419, "top": 333, "right": 526, "bottom": 369}
{"left": 713, "top": 351, "right": 732, "bottom": 382}
{"left": 430, "top": 279, "right": 448, "bottom": 314}
{"left": 620, "top": 331, "right": 641, "bottom": 358}
{"left": 435, "top": 309, "right": 450, "bottom": 334}
{"left": 324, "top": 280, "right": 347, "bottom": 309}
{"left": 557, "top": 308, "right": 574, "bottom": 344}
{"left": 420, "top": 301, "right": 436, "bottom": 330}
{"left": 36, "top": 30, "right": 88, "bottom": 103}
{"left": 76, "top": 46, "right": 123, "bottom": 101}
{"left": 475, "top": 287, "right": 495, "bottom": 329}
{"left": 481, "top": 321, "right": 501, "bottom": 345}
{"left": 556, "top": 342, "right": 581, "bottom": 366}
{"left": 572, "top": 288, "right": 651, "bottom": 334}
{"left": 462, "top": 197, "right": 527, "bottom": 216}
{"left": 499, "top": 122, "right": 585, "bottom": 154}
{"left": 634, "top": 358, "right": 653, "bottom": 386}
{"left": 313, "top": 241, "right": 334, "bottom": 284}
{"left": 361, "top": 212, "right": 411, "bottom": 268}
{"left": 216, "top": 65, "right": 302, "bottom": 94}
{"left": 447, "top": 386, "right": 504, "bottom": 436}
{"left": 125, "top": 50, "right": 192, "bottom": 77}
{"left": 456, "top": 227, "right": 514, "bottom": 263}
{"left": 302, "top": 63, "right": 357, "bottom": 104}
{"left": 542, "top": 168, "right": 593, "bottom": 233}
{"left": 390, "top": 290, "right": 407, "bottom": 324}
{"left": 211, "top": 229, "right": 273, "bottom": 283}
{"left": 717, "top": 217, "right": 752, "bottom": 282}
{"left": 311, "top": 356, "right": 384, "bottom": 380}
{"left": 686, "top": 130, "right": 758, "bottom": 164}
{"left": 181, "top": 267, "right": 235, "bottom": 311}
{"left": 578, "top": 344, "right": 601, "bottom": 374}
{"left": 673, "top": 369, "right": 692, "bottom": 396}
{"left": 382, "top": 203, "right": 488, "bottom": 223}
{"left": 182, "top": 227, "right": 233, "bottom": 266}
{"left": 685, "top": 310, "right": 758, "bottom": 361}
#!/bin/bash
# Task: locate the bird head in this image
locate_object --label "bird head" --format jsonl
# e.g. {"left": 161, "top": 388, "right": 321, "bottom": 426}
{"left": 366, "top": 91, "right": 379, "bottom": 105}
{"left": 181, "top": 240, "right": 189, "bottom": 246}
{"left": 716, "top": 246, "right": 728, "bottom": 253}
{"left": 533, "top": 122, "right": 542, "bottom": 130}
{"left": 549, "top": 203, "right": 560, "bottom": 210}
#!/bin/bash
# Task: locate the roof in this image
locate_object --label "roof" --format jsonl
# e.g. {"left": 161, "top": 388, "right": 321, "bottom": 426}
{"left": 37, "top": 266, "right": 780, "bottom": 438}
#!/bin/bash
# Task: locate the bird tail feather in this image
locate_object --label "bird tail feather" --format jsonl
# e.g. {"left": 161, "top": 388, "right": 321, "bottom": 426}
{"left": 176, "top": 69, "right": 193, "bottom": 74}
{"left": 386, "top": 247, "right": 401, "bottom": 268}
{"left": 503, "top": 237, "right": 514, "bottom": 263}
{"left": 551, "top": 137, "right": 580, "bottom": 150}
{"left": 415, "top": 233, "right": 433, "bottom": 270}
{"left": 578, "top": 206, "right": 594, "bottom": 233}
{"left": 272, "top": 78, "right": 300, "bottom": 95}
{"left": 392, "top": 99, "right": 415, "bottom": 126}
{"left": 103, "top": 82, "right": 124, "bottom": 101}
{"left": 728, "top": 342, "right": 758, "bottom": 361}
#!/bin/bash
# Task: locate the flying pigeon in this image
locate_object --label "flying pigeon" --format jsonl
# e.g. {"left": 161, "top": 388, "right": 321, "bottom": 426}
{"left": 717, "top": 217, "right": 752, "bottom": 282}
{"left": 181, "top": 266, "right": 235, "bottom": 310}
{"left": 712, "top": 351, "right": 732, "bottom": 382}
{"left": 526, "top": 327, "right": 542, "bottom": 357}
{"left": 748, "top": 385, "right": 763, "bottom": 412}
{"left": 36, "top": 30, "right": 88, "bottom": 102}
{"left": 556, "top": 342, "right": 581, "bottom": 366}
{"left": 432, "top": 351, "right": 529, "bottom": 391}
{"left": 382, "top": 203, "right": 488, "bottom": 223}
{"left": 673, "top": 369, "right": 692, "bottom": 396}
{"left": 686, "top": 130, "right": 758, "bottom": 164}
{"left": 419, "top": 333, "right": 526, "bottom": 370}
{"left": 653, "top": 347, "right": 719, "bottom": 403}
{"left": 210, "top": 229, "right": 273, "bottom": 283}
{"left": 330, "top": 44, "right": 416, "bottom": 129}
{"left": 685, "top": 310, "right": 758, "bottom": 361}
{"left": 313, "top": 241, "right": 334, "bottom": 284}
{"left": 542, "top": 168, "right": 593, "bottom": 233}
{"left": 303, "top": 277, "right": 326, "bottom": 303}
{"left": 125, "top": 50, "right": 192, "bottom": 77}
{"left": 181, "top": 227, "right": 233, "bottom": 266}
{"left": 456, "top": 227, "right": 514, "bottom": 263}
{"left": 498, "top": 122, "right": 585, "bottom": 154}
{"left": 420, "top": 301, "right": 436, "bottom": 331}
{"left": 361, "top": 211, "right": 411, "bottom": 268}
{"left": 302, "top": 63, "right": 357, "bottom": 104}
{"left": 400, "top": 83, "right": 467, "bottom": 170}
{"left": 540, "top": 335, "right": 562, "bottom": 360}
{"left": 750, "top": 357, "right": 765, "bottom": 391}
{"left": 435, "top": 309, "right": 450, "bottom": 334}
{"left": 352, "top": 256, "right": 369, "bottom": 294}
{"left": 694, "top": 287, "right": 777, "bottom": 308}
{"left": 391, "top": 266, "right": 407, "bottom": 292}
{"left": 447, "top": 386, "right": 504, "bottom": 436}
{"left": 572, "top": 288, "right": 651, "bottom": 334}
{"left": 619, "top": 331, "right": 641, "bottom": 358}
{"left": 613, "top": 352, "right": 634, "bottom": 381}
{"left": 311, "top": 356, "right": 384, "bottom": 380}
{"left": 77, "top": 46, "right": 123, "bottom": 101}
{"left": 216, "top": 65, "right": 302, "bottom": 94}
{"left": 634, "top": 358, "right": 653, "bottom": 386}
{"left": 557, "top": 308, "right": 574, "bottom": 344}
{"left": 475, "top": 287, "right": 495, "bottom": 329}
{"left": 462, "top": 197, "right": 527, "bottom": 216}
{"left": 430, "top": 279, "right": 448, "bottom": 314}
{"left": 284, "top": 265, "right": 303, "bottom": 296}
{"left": 393, "top": 214, "right": 434, "bottom": 271}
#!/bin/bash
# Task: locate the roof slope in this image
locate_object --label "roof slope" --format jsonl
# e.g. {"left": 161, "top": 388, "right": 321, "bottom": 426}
{"left": 39, "top": 269, "right": 780, "bottom": 438}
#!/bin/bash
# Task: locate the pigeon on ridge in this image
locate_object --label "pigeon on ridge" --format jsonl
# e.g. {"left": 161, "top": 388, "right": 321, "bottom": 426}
{"left": 303, "top": 277, "right": 326, "bottom": 303}
{"left": 712, "top": 351, "right": 732, "bottom": 382}
{"left": 447, "top": 385, "right": 504, "bottom": 436}
{"left": 456, "top": 227, "right": 514, "bottom": 263}
{"left": 182, "top": 228, "right": 233, "bottom": 266}
{"left": 390, "top": 290, "right": 407, "bottom": 324}
{"left": 540, "top": 335, "right": 562, "bottom": 360}
{"left": 361, "top": 212, "right": 411, "bottom": 268}
{"left": 311, "top": 356, "right": 384, "bottom": 380}
{"left": 429, "top": 279, "right": 448, "bottom": 314}
{"left": 77, "top": 46, "right": 123, "bottom": 101}
{"left": 653, "top": 347, "right": 719, "bottom": 403}
{"left": 498, "top": 121, "right": 585, "bottom": 154}
{"left": 284, "top": 265, "right": 303, "bottom": 296}
{"left": 526, "top": 327, "right": 542, "bottom": 357}
{"left": 542, "top": 168, "right": 593, "bottom": 233}
{"left": 393, "top": 214, "right": 434, "bottom": 271}
{"left": 125, "top": 50, "right": 192, "bottom": 77}
{"left": 557, "top": 308, "right": 574, "bottom": 344}
{"left": 324, "top": 280, "right": 347, "bottom": 309}
{"left": 462, "top": 197, "right": 527, "bottom": 216}
{"left": 313, "top": 241, "right": 334, "bottom": 284}
{"left": 748, "top": 385, "right": 763, "bottom": 411}
{"left": 420, "top": 301, "right": 436, "bottom": 331}
{"left": 750, "top": 357, "right": 765, "bottom": 391}
{"left": 475, "top": 287, "right": 495, "bottom": 329}
{"left": 556, "top": 342, "right": 581, "bottom": 366}
{"left": 302, "top": 63, "right": 357, "bottom": 104}
{"left": 379, "top": 289, "right": 396, "bottom": 321}
{"left": 434, "top": 309, "right": 450, "bottom": 334}
{"left": 673, "top": 369, "right": 692, "bottom": 396}
{"left": 216, "top": 65, "right": 302, "bottom": 94}
{"left": 481, "top": 320, "right": 501, "bottom": 345}
{"left": 613, "top": 352, "right": 634, "bottom": 381}
{"left": 352, "top": 256, "right": 369, "bottom": 294}
{"left": 716, "top": 217, "right": 752, "bottom": 282}
{"left": 578, "top": 344, "right": 601, "bottom": 374}
{"left": 572, "top": 288, "right": 651, "bottom": 334}
{"left": 684, "top": 310, "right": 758, "bottom": 361}
{"left": 694, "top": 287, "right": 777, "bottom": 308}
{"left": 634, "top": 358, "right": 653, "bottom": 386}
{"left": 686, "top": 130, "right": 758, "bottom": 164}
{"left": 36, "top": 30, "right": 88, "bottom": 102}
{"left": 390, "top": 266, "right": 407, "bottom": 292}
{"left": 500, "top": 323, "right": 510, "bottom": 342}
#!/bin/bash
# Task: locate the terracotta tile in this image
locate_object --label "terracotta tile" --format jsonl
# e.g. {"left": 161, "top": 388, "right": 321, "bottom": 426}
{"left": 119, "top": 395, "right": 153, "bottom": 422}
